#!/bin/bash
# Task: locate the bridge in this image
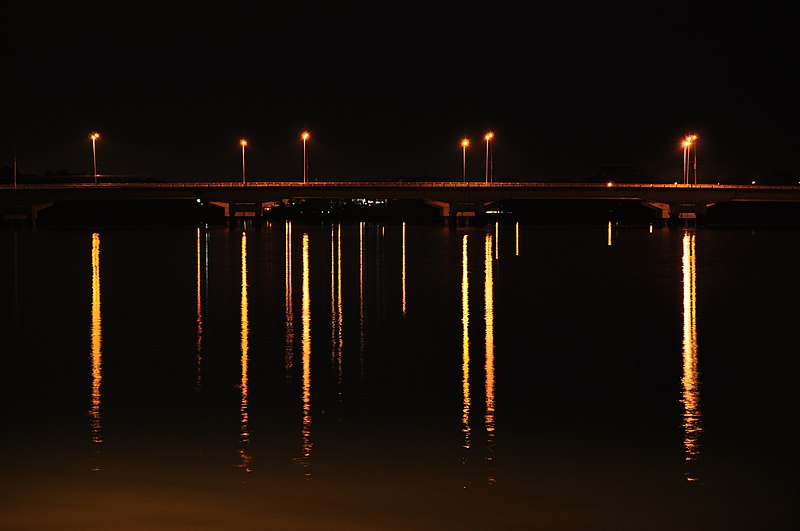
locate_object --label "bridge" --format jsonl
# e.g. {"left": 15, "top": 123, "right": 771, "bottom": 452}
{"left": 4, "top": 181, "right": 800, "bottom": 225}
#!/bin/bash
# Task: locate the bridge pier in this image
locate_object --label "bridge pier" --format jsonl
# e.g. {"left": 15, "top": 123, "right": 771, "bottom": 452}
{"left": 211, "top": 201, "right": 265, "bottom": 228}
{"left": 455, "top": 212, "right": 474, "bottom": 227}
{"left": 645, "top": 200, "right": 710, "bottom": 227}
{"left": 646, "top": 201, "right": 671, "bottom": 225}
{"left": 424, "top": 199, "right": 450, "bottom": 221}
{"left": 424, "top": 199, "right": 486, "bottom": 226}
{"left": 4, "top": 183, "right": 800, "bottom": 229}
{"left": 669, "top": 202, "right": 708, "bottom": 227}
{"left": 1, "top": 202, "right": 52, "bottom": 228}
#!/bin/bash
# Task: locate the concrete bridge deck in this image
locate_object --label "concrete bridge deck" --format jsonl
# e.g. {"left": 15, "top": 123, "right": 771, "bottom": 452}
{"left": 4, "top": 181, "right": 800, "bottom": 224}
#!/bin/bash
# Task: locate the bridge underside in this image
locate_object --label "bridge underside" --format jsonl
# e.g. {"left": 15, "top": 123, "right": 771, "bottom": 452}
{"left": 3, "top": 182, "right": 800, "bottom": 226}
{"left": 203, "top": 198, "right": 722, "bottom": 227}
{"left": 422, "top": 198, "right": 706, "bottom": 225}
{"left": 0, "top": 198, "right": 760, "bottom": 227}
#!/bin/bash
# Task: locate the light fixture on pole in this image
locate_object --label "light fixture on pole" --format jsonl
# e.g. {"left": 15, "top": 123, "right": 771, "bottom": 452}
{"left": 301, "top": 131, "right": 310, "bottom": 184}
{"left": 89, "top": 132, "right": 100, "bottom": 184}
{"left": 681, "top": 134, "right": 698, "bottom": 185}
{"left": 484, "top": 132, "right": 494, "bottom": 184}
{"left": 461, "top": 138, "right": 469, "bottom": 183}
{"left": 682, "top": 138, "right": 690, "bottom": 185}
{"left": 240, "top": 139, "right": 248, "bottom": 185}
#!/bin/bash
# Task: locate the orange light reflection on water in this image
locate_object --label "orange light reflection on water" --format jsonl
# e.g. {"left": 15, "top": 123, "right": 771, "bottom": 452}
{"left": 494, "top": 221, "right": 499, "bottom": 260}
{"left": 239, "top": 230, "right": 252, "bottom": 472}
{"left": 195, "top": 227, "right": 203, "bottom": 392}
{"left": 359, "top": 222, "right": 365, "bottom": 371}
{"left": 331, "top": 224, "right": 343, "bottom": 390}
{"left": 285, "top": 221, "right": 294, "bottom": 375}
{"left": 484, "top": 232, "right": 496, "bottom": 484}
{"left": 681, "top": 229, "right": 701, "bottom": 481}
{"left": 300, "top": 233, "right": 312, "bottom": 476}
{"left": 461, "top": 234, "right": 471, "bottom": 451}
{"left": 90, "top": 232, "right": 102, "bottom": 470}
{"left": 402, "top": 222, "right": 407, "bottom": 315}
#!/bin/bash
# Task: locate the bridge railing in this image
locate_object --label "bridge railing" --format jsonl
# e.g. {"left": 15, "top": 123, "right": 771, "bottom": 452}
{"left": 5, "top": 181, "right": 800, "bottom": 192}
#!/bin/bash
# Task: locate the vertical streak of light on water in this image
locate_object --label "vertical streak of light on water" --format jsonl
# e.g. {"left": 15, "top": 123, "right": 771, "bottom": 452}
{"left": 495, "top": 221, "right": 499, "bottom": 260}
{"left": 13, "top": 230, "right": 18, "bottom": 328}
{"left": 330, "top": 224, "right": 344, "bottom": 391}
{"left": 608, "top": 221, "right": 613, "bottom": 246}
{"left": 301, "top": 233, "right": 313, "bottom": 477}
{"left": 681, "top": 229, "right": 702, "bottom": 481}
{"left": 331, "top": 224, "right": 336, "bottom": 371}
{"left": 204, "top": 225, "right": 209, "bottom": 299}
{"left": 239, "top": 230, "right": 252, "bottom": 472}
{"left": 337, "top": 225, "right": 343, "bottom": 387}
{"left": 359, "top": 222, "right": 365, "bottom": 374}
{"left": 515, "top": 221, "right": 519, "bottom": 257}
{"left": 402, "top": 221, "right": 407, "bottom": 316}
{"left": 90, "top": 232, "right": 103, "bottom": 471}
{"left": 484, "top": 232, "right": 496, "bottom": 485}
{"left": 196, "top": 227, "right": 203, "bottom": 393}
{"left": 285, "top": 221, "right": 294, "bottom": 375}
{"left": 462, "top": 234, "right": 471, "bottom": 452}
{"left": 375, "top": 224, "right": 383, "bottom": 349}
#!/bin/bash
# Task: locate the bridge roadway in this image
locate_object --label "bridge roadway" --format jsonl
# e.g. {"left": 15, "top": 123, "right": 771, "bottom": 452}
{"left": 4, "top": 181, "right": 800, "bottom": 223}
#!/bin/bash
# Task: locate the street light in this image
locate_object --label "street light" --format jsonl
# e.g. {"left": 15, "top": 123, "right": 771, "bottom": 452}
{"left": 461, "top": 138, "right": 470, "bottom": 183}
{"left": 682, "top": 138, "right": 690, "bottom": 185}
{"left": 484, "top": 132, "right": 494, "bottom": 184}
{"left": 240, "top": 139, "right": 248, "bottom": 185}
{"left": 89, "top": 132, "right": 100, "bottom": 184}
{"left": 682, "top": 134, "right": 698, "bottom": 185}
{"left": 301, "top": 131, "right": 310, "bottom": 184}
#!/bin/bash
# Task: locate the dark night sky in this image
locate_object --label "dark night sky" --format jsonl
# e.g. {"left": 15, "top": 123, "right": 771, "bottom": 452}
{"left": 3, "top": 3, "right": 798, "bottom": 183}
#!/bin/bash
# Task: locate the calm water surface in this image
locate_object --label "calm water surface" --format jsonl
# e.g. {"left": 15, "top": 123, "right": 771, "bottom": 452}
{"left": 1, "top": 221, "right": 797, "bottom": 530}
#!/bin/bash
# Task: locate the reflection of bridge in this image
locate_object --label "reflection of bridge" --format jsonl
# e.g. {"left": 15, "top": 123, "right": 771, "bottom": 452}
{"left": 4, "top": 181, "right": 800, "bottom": 224}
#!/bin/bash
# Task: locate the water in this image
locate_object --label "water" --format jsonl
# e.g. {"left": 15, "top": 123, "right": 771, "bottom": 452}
{"left": 1, "top": 221, "right": 797, "bottom": 530}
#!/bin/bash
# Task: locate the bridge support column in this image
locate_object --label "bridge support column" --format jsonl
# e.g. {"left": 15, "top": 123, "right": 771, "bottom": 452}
{"left": 209, "top": 201, "right": 235, "bottom": 228}
{"left": 1, "top": 202, "right": 52, "bottom": 228}
{"left": 646, "top": 202, "right": 672, "bottom": 226}
{"left": 455, "top": 212, "right": 475, "bottom": 227}
{"left": 671, "top": 203, "right": 708, "bottom": 226}
{"left": 423, "top": 199, "right": 451, "bottom": 224}
{"left": 211, "top": 201, "right": 265, "bottom": 228}
{"left": 210, "top": 201, "right": 230, "bottom": 218}
{"left": 453, "top": 202, "right": 483, "bottom": 226}
{"left": 423, "top": 199, "right": 486, "bottom": 226}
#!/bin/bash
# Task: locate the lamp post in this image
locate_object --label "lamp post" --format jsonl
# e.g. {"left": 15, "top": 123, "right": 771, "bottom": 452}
{"left": 682, "top": 138, "right": 690, "bottom": 185}
{"left": 301, "top": 131, "right": 310, "bottom": 184}
{"left": 461, "top": 138, "right": 469, "bottom": 183}
{"left": 240, "top": 139, "right": 248, "bottom": 185}
{"left": 89, "top": 132, "right": 100, "bottom": 184}
{"left": 682, "top": 134, "right": 698, "bottom": 185}
{"left": 484, "top": 132, "right": 494, "bottom": 184}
